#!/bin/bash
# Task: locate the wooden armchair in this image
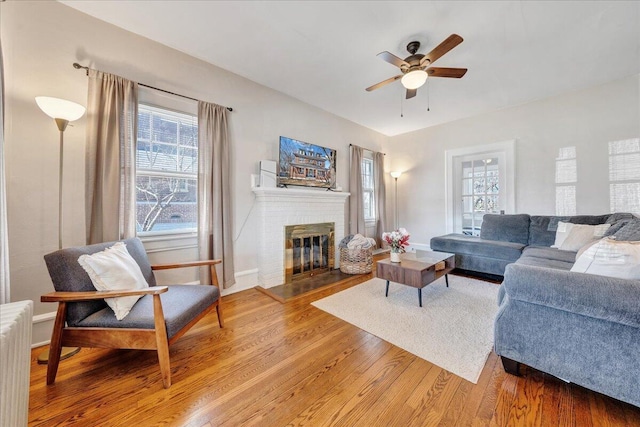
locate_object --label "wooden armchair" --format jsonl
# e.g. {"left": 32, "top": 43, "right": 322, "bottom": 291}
{"left": 42, "top": 238, "right": 223, "bottom": 389}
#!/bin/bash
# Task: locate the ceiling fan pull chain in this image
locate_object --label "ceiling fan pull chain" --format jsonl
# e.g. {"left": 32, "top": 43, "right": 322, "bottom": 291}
{"left": 427, "top": 79, "right": 430, "bottom": 112}
{"left": 400, "top": 89, "right": 404, "bottom": 118}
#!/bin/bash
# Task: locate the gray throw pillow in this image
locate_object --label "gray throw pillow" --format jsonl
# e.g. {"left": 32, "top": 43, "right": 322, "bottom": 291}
{"left": 613, "top": 219, "right": 640, "bottom": 241}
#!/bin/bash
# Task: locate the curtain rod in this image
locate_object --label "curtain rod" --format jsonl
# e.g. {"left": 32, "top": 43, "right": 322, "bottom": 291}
{"left": 349, "top": 143, "right": 386, "bottom": 155}
{"left": 73, "top": 63, "right": 233, "bottom": 112}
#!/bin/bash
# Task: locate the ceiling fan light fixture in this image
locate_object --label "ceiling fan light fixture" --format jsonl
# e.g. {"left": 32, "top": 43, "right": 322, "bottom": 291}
{"left": 401, "top": 70, "right": 428, "bottom": 90}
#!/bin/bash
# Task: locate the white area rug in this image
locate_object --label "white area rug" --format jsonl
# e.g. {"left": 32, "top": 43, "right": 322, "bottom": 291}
{"left": 311, "top": 276, "right": 500, "bottom": 383}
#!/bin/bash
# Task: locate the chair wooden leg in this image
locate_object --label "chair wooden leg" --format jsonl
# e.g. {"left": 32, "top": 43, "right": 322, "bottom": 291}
{"left": 47, "top": 302, "right": 67, "bottom": 385}
{"left": 216, "top": 300, "right": 224, "bottom": 328}
{"left": 153, "top": 294, "right": 171, "bottom": 388}
{"left": 211, "top": 264, "right": 224, "bottom": 328}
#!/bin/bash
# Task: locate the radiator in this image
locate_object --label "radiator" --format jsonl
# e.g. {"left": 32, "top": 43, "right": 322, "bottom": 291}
{"left": 0, "top": 300, "right": 33, "bottom": 427}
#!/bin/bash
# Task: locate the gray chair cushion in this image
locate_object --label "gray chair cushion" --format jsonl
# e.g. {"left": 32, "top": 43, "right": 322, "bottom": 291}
{"left": 44, "top": 238, "right": 156, "bottom": 325}
{"left": 430, "top": 234, "right": 525, "bottom": 262}
{"left": 480, "top": 214, "right": 530, "bottom": 245}
{"left": 76, "top": 285, "right": 219, "bottom": 338}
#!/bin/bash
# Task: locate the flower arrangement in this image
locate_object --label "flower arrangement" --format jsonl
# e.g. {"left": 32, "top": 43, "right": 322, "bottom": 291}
{"left": 382, "top": 228, "right": 410, "bottom": 253}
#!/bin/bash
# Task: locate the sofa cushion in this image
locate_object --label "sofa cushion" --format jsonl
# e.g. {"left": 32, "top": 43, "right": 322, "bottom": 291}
{"left": 514, "top": 256, "right": 574, "bottom": 271}
{"left": 612, "top": 219, "right": 640, "bottom": 241}
{"left": 75, "top": 284, "right": 219, "bottom": 338}
{"left": 430, "top": 234, "right": 525, "bottom": 262}
{"left": 480, "top": 214, "right": 530, "bottom": 245}
{"left": 529, "top": 215, "right": 611, "bottom": 247}
{"left": 521, "top": 246, "right": 577, "bottom": 263}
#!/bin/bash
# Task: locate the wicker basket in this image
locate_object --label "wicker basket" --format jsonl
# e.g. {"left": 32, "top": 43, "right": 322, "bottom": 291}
{"left": 339, "top": 246, "right": 373, "bottom": 274}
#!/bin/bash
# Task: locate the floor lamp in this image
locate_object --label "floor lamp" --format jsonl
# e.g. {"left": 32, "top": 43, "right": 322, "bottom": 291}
{"left": 35, "top": 96, "right": 86, "bottom": 364}
{"left": 390, "top": 171, "right": 402, "bottom": 230}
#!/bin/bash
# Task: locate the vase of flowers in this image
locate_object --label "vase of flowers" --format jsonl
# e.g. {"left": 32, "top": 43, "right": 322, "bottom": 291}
{"left": 382, "top": 228, "right": 410, "bottom": 263}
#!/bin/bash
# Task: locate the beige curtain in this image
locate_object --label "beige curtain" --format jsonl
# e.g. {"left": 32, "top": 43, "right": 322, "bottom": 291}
{"left": 85, "top": 70, "right": 138, "bottom": 244}
{"left": 198, "top": 101, "right": 235, "bottom": 288}
{"left": 0, "top": 41, "right": 9, "bottom": 304}
{"left": 374, "top": 152, "right": 388, "bottom": 246}
{"left": 349, "top": 145, "right": 365, "bottom": 235}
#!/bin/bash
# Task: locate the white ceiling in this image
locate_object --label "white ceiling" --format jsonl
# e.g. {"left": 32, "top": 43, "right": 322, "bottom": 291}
{"left": 61, "top": 1, "right": 640, "bottom": 137}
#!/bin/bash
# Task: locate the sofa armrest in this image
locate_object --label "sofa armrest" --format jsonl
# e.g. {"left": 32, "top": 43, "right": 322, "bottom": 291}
{"left": 502, "top": 264, "right": 640, "bottom": 328}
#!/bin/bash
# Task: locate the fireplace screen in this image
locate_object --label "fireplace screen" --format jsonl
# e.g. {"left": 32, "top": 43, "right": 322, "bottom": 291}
{"left": 285, "top": 222, "right": 335, "bottom": 283}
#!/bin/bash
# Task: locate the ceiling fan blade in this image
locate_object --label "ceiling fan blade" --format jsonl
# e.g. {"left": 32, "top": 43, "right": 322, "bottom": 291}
{"left": 366, "top": 75, "right": 402, "bottom": 92}
{"left": 420, "top": 34, "right": 464, "bottom": 66}
{"left": 406, "top": 89, "right": 417, "bottom": 99}
{"left": 426, "top": 67, "right": 468, "bottom": 78}
{"left": 377, "top": 51, "right": 410, "bottom": 69}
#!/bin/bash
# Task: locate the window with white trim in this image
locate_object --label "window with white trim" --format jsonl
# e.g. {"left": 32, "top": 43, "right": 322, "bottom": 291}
{"left": 362, "top": 156, "right": 375, "bottom": 221}
{"left": 446, "top": 141, "right": 515, "bottom": 235}
{"left": 136, "top": 104, "right": 198, "bottom": 235}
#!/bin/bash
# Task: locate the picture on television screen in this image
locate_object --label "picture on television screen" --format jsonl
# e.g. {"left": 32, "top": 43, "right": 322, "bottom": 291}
{"left": 278, "top": 136, "right": 336, "bottom": 188}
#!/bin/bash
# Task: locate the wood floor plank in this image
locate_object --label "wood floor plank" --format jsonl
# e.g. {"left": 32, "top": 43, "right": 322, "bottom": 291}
{"left": 28, "top": 282, "right": 640, "bottom": 427}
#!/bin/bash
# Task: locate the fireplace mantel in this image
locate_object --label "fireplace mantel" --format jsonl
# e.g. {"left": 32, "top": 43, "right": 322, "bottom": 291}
{"left": 252, "top": 187, "right": 350, "bottom": 202}
{"left": 252, "top": 186, "right": 350, "bottom": 288}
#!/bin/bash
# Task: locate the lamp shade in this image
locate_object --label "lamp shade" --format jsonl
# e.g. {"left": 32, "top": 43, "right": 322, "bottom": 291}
{"left": 35, "top": 97, "right": 86, "bottom": 121}
{"left": 390, "top": 171, "right": 402, "bottom": 179}
{"left": 400, "top": 70, "right": 428, "bottom": 90}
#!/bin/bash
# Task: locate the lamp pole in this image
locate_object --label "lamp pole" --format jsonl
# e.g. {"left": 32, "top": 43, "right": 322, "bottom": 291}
{"left": 35, "top": 97, "right": 85, "bottom": 364}
{"left": 390, "top": 172, "right": 402, "bottom": 229}
{"left": 55, "top": 119, "right": 69, "bottom": 250}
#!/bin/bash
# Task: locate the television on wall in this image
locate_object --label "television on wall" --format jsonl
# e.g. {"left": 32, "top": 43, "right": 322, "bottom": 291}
{"left": 278, "top": 136, "right": 336, "bottom": 189}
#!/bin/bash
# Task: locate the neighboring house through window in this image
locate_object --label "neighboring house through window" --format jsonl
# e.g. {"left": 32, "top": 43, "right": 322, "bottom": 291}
{"left": 136, "top": 99, "right": 198, "bottom": 235}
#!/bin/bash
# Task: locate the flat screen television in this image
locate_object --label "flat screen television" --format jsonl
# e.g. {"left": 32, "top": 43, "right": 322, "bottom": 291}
{"left": 278, "top": 136, "right": 336, "bottom": 189}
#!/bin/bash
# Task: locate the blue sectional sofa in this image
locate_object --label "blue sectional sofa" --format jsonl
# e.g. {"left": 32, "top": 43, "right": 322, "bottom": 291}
{"left": 431, "top": 213, "right": 640, "bottom": 408}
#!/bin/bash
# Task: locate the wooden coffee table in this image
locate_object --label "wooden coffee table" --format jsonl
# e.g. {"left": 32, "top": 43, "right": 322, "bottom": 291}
{"left": 376, "top": 250, "right": 455, "bottom": 307}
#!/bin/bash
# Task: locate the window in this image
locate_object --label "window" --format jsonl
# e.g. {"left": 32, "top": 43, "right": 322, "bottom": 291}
{"left": 555, "top": 146, "right": 577, "bottom": 215}
{"left": 609, "top": 138, "right": 640, "bottom": 214}
{"left": 446, "top": 141, "right": 515, "bottom": 235}
{"left": 459, "top": 157, "right": 500, "bottom": 235}
{"left": 362, "top": 157, "right": 375, "bottom": 221}
{"left": 136, "top": 104, "right": 198, "bottom": 235}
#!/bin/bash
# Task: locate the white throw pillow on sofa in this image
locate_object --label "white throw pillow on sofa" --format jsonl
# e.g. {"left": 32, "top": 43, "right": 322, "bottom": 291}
{"left": 571, "top": 237, "right": 640, "bottom": 280}
{"left": 78, "top": 242, "right": 149, "bottom": 320}
{"left": 552, "top": 221, "right": 574, "bottom": 248}
{"left": 559, "top": 223, "right": 610, "bottom": 252}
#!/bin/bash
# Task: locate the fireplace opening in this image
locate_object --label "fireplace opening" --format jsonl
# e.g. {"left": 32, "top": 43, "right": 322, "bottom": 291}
{"left": 285, "top": 222, "right": 335, "bottom": 283}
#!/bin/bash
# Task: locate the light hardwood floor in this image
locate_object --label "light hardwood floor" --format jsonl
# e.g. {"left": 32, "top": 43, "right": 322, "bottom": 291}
{"left": 29, "top": 275, "right": 640, "bottom": 426}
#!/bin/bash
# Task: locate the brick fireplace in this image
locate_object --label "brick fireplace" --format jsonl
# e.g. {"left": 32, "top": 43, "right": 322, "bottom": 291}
{"left": 252, "top": 187, "right": 349, "bottom": 288}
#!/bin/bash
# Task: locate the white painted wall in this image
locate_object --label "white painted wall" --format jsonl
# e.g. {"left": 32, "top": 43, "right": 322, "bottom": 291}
{"left": 385, "top": 74, "right": 640, "bottom": 248}
{"left": 1, "top": 2, "right": 386, "bottom": 345}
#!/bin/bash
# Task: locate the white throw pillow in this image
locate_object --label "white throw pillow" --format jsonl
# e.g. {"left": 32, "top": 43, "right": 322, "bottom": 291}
{"left": 551, "top": 222, "right": 574, "bottom": 248}
{"left": 78, "top": 242, "right": 149, "bottom": 320}
{"left": 559, "top": 223, "right": 611, "bottom": 252}
{"left": 571, "top": 237, "right": 640, "bottom": 280}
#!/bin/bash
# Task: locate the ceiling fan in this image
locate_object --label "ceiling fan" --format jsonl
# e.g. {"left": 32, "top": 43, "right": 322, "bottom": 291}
{"left": 366, "top": 34, "right": 468, "bottom": 99}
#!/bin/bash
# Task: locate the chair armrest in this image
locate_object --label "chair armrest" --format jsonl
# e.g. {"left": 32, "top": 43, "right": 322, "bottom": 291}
{"left": 41, "top": 286, "right": 169, "bottom": 303}
{"left": 151, "top": 260, "right": 222, "bottom": 270}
